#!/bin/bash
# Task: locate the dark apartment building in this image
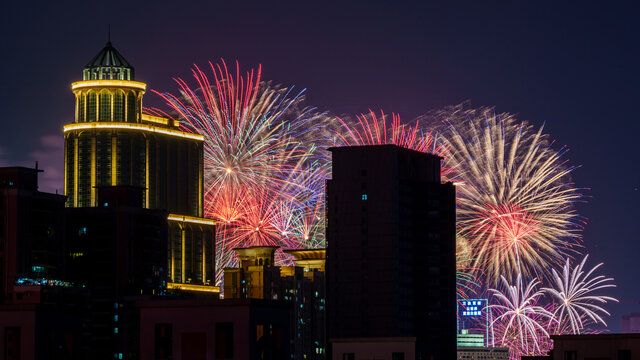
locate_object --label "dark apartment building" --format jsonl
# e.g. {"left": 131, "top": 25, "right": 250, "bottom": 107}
{"left": 326, "top": 145, "right": 456, "bottom": 360}
{"left": 0, "top": 167, "right": 67, "bottom": 300}
{"left": 138, "top": 298, "right": 293, "bottom": 360}
{"left": 66, "top": 186, "right": 169, "bottom": 360}
{"left": 0, "top": 167, "right": 87, "bottom": 360}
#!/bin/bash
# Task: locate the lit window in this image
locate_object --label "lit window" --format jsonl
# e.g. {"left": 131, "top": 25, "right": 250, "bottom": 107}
{"left": 361, "top": 194, "right": 368, "bottom": 200}
{"left": 114, "top": 327, "right": 118, "bottom": 334}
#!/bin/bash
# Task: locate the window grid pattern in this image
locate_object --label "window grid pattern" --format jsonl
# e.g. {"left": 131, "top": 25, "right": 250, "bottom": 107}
{"left": 86, "top": 91, "right": 97, "bottom": 122}
{"left": 77, "top": 94, "right": 85, "bottom": 122}
{"left": 99, "top": 90, "right": 111, "bottom": 122}
{"left": 113, "top": 90, "right": 125, "bottom": 122}
{"left": 127, "top": 93, "right": 137, "bottom": 123}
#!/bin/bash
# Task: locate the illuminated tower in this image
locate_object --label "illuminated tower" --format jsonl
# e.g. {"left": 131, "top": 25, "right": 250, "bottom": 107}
{"left": 64, "top": 41, "right": 215, "bottom": 287}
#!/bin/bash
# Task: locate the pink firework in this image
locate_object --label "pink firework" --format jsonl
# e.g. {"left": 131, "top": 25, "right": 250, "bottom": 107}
{"left": 333, "top": 110, "right": 448, "bottom": 156}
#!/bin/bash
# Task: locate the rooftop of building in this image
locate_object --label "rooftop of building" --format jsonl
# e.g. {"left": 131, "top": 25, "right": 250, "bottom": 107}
{"left": 283, "top": 248, "right": 326, "bottom": 261}
{"left": 328, "top": 143, "right": 443, "bottom": 160}
{"left": 136, "top": 297, "right": 293, "bottom": 309}
{"left": 85, "top": 41, "right": 132, "bottom": 70}
{"left": 551, "top": 333, "right": 640, "bottom": 340}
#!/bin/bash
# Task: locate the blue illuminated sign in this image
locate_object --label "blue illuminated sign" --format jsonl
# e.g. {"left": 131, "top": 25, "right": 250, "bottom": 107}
{"left": 460, "top": 299, "right": 485, "bottom": 317}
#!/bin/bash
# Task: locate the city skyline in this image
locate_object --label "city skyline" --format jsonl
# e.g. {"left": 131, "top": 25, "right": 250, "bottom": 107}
{"left": 1, "top": 1, "right": 638, "bottom": 333}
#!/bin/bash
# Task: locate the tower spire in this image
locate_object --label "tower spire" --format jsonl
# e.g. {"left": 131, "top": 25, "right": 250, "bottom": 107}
{"left": 107, "top": 24, "right": 111, "bottom": 44}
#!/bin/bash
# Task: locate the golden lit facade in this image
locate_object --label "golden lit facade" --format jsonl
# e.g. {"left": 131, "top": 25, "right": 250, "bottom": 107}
{"left": 64, "top": 42, "right": 216, "bottom": 288}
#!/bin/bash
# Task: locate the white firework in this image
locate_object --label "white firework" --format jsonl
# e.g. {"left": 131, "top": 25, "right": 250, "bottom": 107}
{"left": 489, "top": 274, "right": 553, "bottom": 356}
{"left": 544, "top": 255, "right": 617, "bottom": 334}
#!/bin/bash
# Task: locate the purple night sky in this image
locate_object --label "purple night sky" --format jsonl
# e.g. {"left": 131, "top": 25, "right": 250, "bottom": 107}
{"left": 1, "top": 1, "right": 638, "bottom": 331}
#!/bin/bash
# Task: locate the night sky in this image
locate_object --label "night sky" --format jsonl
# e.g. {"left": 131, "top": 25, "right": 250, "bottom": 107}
{"left": 1, "top": 1, "right": 638, "bottom": 331}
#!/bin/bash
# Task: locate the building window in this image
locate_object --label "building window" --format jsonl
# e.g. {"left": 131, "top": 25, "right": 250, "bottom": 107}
{"left": 619, "top": 349, "right": 631, "bottom": 360}
{"left": 564, "top": 351, "right": 577, "bottom": 360}
{"left": 127, "top": 93, "right": 137, "bottom": 122}
{"left": 87, "top": 91, "right": 97, "bottom": 121}
{"left": 361, "top": 194, "right": 367, "bottom": 200}
{"left": 99, "top": 90, "right": 111, "bottom": 121}
{"left": 113, "top": 90, "right": 125, "bottom": 122}
{"left": 343, "top": 353, "right": 355, "bottom": 360}
{"left": 216, "top": 322, "right": 234, "bottom": 358}
{"left": 4, "top": 327, "right": 21, "bottom": 359}
{"left": 154, "top": 323, "right": 172, "bottom": 360}
{"left": 78, "top": 93, "right": 85, "bottom": 122}
{"left": 392, "top": 353, "right": 405, "bottom": 360}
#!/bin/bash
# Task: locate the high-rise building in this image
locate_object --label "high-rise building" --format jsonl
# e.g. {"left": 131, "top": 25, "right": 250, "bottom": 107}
{"left": 63, "top": 41, "right": 215, "bottom": 287}
{"left": 326, "top": 145, "right": 456, "bottom": 360}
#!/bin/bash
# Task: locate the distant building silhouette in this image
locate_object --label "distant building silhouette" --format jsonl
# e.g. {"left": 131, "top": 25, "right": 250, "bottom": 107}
{"left": 326, "top": 145, "right": 456, "bottom": 360}
{"left": 0, "top": 166, "right": 86, "bottom": 360}
{"left": 622, "top": 313, "right": 640, "bottom": 333}
{"left": 0, "top": 167, "right": 66, "bottom": 300}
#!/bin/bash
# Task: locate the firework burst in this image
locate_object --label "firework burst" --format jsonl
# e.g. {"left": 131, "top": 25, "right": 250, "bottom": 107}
{"left": 544, "top": 255, "right": 617, "bottom": 334}
{"left": 436, "top": 106, "right": 584, "bottom": 284}
{"left": 151, "top": 60, "right": 330, "bottom": 284}
{"left": 489, "top": 275, "right": 554, "bottom": 358}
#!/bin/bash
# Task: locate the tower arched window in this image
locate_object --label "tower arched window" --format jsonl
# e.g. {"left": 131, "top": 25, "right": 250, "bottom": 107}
{"left": 113, "top": 90, "right": 125, "bottom": 122}
{"left": 86, "top": 91, "right": 97, "bottom": 122}
{"left": 77, "top": 93, "right": 85, "bottom": 122}
{"left": 99, "top": 90, "right": 111, "bottom": 121}
{"left": 127, "top": 92, "right": 137, "bottom": 123}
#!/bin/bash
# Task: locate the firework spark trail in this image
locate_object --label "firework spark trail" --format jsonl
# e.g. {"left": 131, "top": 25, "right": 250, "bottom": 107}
{"left": 435, "top": 105, "right": 585, "bottom": 284}
{"left": 150, "top": 60, "right": 331, "bottom": 284}
{"left": 544, "top": 255, "right": 618, "bottom": 334}
{"left": 456, "top": 235, "right": 481, "bottom": 300}
{"left": 488, "top": 275, "right": 554, "bottom": 358}
{"left": 332, "top": 110, "right": 448, "bottom": 156}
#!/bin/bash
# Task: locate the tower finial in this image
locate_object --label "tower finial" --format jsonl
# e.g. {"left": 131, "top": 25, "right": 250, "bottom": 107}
{"left": 108, "top": 24, "right": 111, "bottom": 44}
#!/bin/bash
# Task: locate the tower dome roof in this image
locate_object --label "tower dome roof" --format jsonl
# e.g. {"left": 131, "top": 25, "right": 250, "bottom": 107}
{"left": 83, "top": 41, "right": 135, "bottom": 81}
{"left": 86, "top": 41, "right": 132, "bottom": 68}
